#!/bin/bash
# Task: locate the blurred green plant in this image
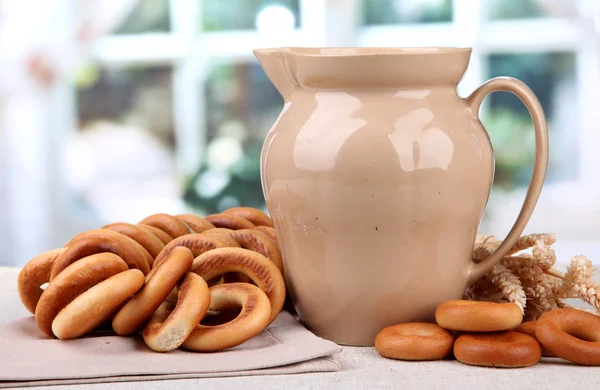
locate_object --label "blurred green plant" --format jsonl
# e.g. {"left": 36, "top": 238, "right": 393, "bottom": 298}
{"left": 183, "top": 139, "right": 265, "bottom": 214}
{"left": 481, "top": 109, "right": 536, "bottom": 190}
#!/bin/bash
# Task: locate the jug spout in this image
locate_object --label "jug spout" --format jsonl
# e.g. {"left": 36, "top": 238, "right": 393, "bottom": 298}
{"left": 253, "top": 48, "right": 297, "bottom": 101}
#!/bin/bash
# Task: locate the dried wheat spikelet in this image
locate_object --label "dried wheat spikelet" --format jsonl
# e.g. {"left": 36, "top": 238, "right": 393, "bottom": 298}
{"left": 467, "top": 233, "right": 599, "bottom": 321}
{"left": 489, "top": 264, "right": 526, "bottom": 312}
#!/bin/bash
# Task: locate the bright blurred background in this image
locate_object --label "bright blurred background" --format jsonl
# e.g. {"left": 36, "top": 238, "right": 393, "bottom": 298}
{"left": 0, "top": 0, "right": 599, "bottom": 266}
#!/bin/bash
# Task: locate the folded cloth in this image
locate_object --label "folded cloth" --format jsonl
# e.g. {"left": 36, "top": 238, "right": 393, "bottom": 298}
{"left": 0, "top": 311, "right": 341, "bottom": 388}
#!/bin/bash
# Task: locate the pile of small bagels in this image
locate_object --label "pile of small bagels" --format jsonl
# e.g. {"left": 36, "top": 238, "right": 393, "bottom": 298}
{"left": 375, "top": 300, "right": 600, "bottom": 367}
{"left": 17, "top": 207, "right": 287, "bottom": 353}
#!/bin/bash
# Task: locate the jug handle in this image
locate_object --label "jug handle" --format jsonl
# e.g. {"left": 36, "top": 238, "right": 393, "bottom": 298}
{"left": 465, "top": 77, "right": 549, "bottom": 285}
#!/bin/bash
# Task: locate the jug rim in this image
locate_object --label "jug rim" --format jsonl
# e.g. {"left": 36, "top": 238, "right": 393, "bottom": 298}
{"left": 253, "top": 47, "right": 472, "bottom": 57}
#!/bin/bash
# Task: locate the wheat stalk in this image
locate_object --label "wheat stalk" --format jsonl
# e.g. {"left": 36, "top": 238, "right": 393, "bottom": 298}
{"left": 468, "top": 234, "right": 599, "bottom": 320}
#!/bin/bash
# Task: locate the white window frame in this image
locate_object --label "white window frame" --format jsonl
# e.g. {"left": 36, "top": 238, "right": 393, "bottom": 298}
{"left": 52, "top": 0, "right": 600, "bottom": 254}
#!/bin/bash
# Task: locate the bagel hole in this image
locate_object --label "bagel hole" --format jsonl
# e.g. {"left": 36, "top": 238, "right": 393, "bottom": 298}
{"left": 222, "top": 272, "right": 256, "bottom": 286}
{"left": 40, "top": 282, "right": 48, "bottom": 290}
{"left": 201, "top": 307, "right": 242, "bottom": 326}
{"left": 206, "top": 276, "right": 224, "bottom": 287}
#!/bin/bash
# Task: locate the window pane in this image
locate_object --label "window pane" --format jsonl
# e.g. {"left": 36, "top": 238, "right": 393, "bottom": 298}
{"left": 72, "top": 66, "right": 181, "bottom": 221}
{"left": 112, "top": 0, "right": 170, "bottom": 34}
{"left": 362, "top": 0, "right": 453, "bottom": 25}
{"left": 483, "top": 53, "right": 577, "bottom": 189}
{"left": 77, "top": 66, "right": 174, "bottom": 146}
{"left": 487, "top": 0, "right": 577, "bottom": 20}
{"left": 184, "top": 61, "right": 283, "bottom": 213}
{"left": 201, "top": 0, "right": 300, "bottom": 31}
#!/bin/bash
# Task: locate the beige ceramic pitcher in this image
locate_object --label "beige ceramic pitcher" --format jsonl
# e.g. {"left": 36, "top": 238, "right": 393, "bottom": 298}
{"left": 254, "top": 47, "right": 548, "bottom": 346}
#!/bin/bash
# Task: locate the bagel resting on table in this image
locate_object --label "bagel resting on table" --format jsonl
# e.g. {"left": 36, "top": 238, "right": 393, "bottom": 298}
{"left": 536, "top": 308, "right": 600, "bottom": 366}
{"left": 375, "top": 322, "right": 455, "bottom": 361}
{"left": 435, "top": 300, "right": 523, "bottom": 332}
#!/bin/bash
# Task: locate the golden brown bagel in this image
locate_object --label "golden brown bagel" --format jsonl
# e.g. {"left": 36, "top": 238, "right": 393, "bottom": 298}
{"left": 113, "top": 247, "right": 194, "bottom": 335}
{"left": 536, "top": 308, "right": 600, "bottom": 365}
{"left": 52, "top": 229, "right": 150, "bottom": 279}
{"left": 182, "top": 283, "right": 271, "bottom": 352}
{"left": 201, "top": 228, "right": 241, "bottom": 247}
{"left": 205, "top": 213, "right": 255, "bottom": 230}
{"left": 139, "top": 213, "right": 191, "bottom": 238}
{"left": 252, "top": 226, "right": 279, "bottom": 247}
{"left": 35, "top": 253, "right": 128, "bottom": 337}
{"left": 454, "top": 331, "right": 542, "bottom": 368}
{"left": 152, "top": 234, "right": 227, "bottom": 272}
{"left": 435, "top": 300, "right": 523, "bottom": 332}
{"left": 200, "top": 227, "right": 246, "bottom": 283}
{"left": 375, "top": 323, "right": 454, "bottom": 361}
{"left": 230, "top": 229, "right": 283, "bottom": 275}
{"left": 17, "top": 248, "right": 65, "bottom": 314}
{"left": 143, "top": 272, "right": 211, "bottom": 352}
{"left": 52, "top": 269, "right": 145, "bottom": 340}
{"left": 223, "top": 207, "right": 274, "bottom": 227}
{"left": 515, "top": 320, "right": 554, "bottom": 357}
{"left": 191, "top": 247, "right": 285, "bottom": 324}
{"left": 174, "top": 214, "right": 215, "bottom": 233}
{"left": 139, "top": 224, "right": 173, "bottom": 244}
{"left": 104, "top": 222, "right": 165, "bottom": 262}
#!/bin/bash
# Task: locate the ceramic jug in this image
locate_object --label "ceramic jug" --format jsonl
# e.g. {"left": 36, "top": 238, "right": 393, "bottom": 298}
{"left": 253, "top": 47, "right": 548, "bottom": 346}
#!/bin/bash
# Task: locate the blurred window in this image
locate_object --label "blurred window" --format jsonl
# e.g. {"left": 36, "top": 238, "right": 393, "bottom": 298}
{"left": 76, "top": 66, "right": 175, "bottom": 147}
{"left": 484, "top": 52, "right": 577, "bottom": 189}
{"left": 112, "top": 0, "right": 170, "bottom": 34}
{"left": 201, "top": 0, "right": 300, "bottom": 31}
{"left": 25, "top": 0, "right": 598, "bottom": 266}
{"left": 362, "top": 0, "right": 453, "bottom": 25}
{"left": 487, "top": 0, "right": 575, "bottom": 20}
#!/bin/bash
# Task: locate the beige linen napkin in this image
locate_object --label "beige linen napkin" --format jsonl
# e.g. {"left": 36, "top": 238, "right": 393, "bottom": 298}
{"left": 0, "top": 311, "right": 341, "bottom": 388}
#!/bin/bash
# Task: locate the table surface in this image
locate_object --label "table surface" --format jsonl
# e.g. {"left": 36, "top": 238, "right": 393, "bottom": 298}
{"left": 3, "top": 266, "right": 600, "bottom": 390}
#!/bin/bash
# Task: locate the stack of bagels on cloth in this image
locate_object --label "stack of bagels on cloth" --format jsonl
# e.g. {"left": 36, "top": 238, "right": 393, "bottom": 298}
{"left": 17, "top": 207, "right": 286, "bottom": 352}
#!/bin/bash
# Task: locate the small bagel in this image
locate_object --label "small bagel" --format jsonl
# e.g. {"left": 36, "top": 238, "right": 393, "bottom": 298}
{"left": 375, "top": 323, "right": 454, "bottom": 361}
{"left": 143, "top": 272, "right": 211, "bottom": 352}
{"left": 152, "top": 234, "right": 227, "bottom": 272}
{"left": 252, "top": 226, "right": 279, "bottom": 247}
{"left": 174, "top": 214, "right": 215, "bottom": 233}
{"left": 223, "top": 207, "right": 274, "bottom": 227}
{"left": 435, "top": 300, "right": 523, "bottom": 332}
{"left": 113, "top": 247, "right": 194, "bottom": 335}
{"left": 197, "top": 226, "right": 245, "bottom": 285}
{"left": 191, "top": 247, "right": 285, "bottom": 324}
{"left": 139, "top": 225, "right": 173, "bottom": 244}
{"left": 17, "top": 248, "right": 65, "bottom": 314}
{"left": 536, "top": 308, "right": 600, "bottom": 365}
{"left": 52, "top": 269, "right": 145, "bottom": 340}
{"left": 205, "top": 213, "right": 255, "bottom": 230}
{"left": 201, "top": 228, "right": 241, "bottom": 247}
{"left": 454, "top": 331, "right": 542, "bottom": 368}
{"left": 104, "top": 222, "right": 165, "bottom": 261}
{"left": 139, "top": 213, "right": 191, "bottom": 238}
{"left": 182, "top": 283, "right": 271, "bottom": 352}
{"left": 515, "top": 320, "right": 554, "bottom": 357}
{"left": 35, "top": 253, "right": 128, "bottom": 337}
{"left": 230, "top": 229, "right": 283, "bottom": 275}
{"left": 52, "top": 229, "right": 150, "bottom": 279}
